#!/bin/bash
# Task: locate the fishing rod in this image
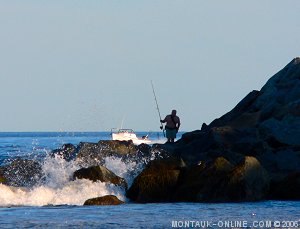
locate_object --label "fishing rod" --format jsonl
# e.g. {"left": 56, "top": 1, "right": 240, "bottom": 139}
{"left": 151, "top": 80, "right": 165, "bottom": 137}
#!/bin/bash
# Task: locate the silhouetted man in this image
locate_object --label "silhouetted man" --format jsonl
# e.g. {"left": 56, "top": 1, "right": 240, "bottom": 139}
{"left": 160, "top": 110, "right": 180, "bottom": 143}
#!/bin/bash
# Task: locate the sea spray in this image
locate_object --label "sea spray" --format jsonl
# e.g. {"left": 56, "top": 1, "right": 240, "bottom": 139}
{"left": 41, "top": 154, "right": 80, "bottom": 188}
{"left": 0, "top": 136, "right": 167, "bottom": 207}
{"left": 0, "top": 154, "right": 127, "bottom": 207}
{"left": 103, "top": 145, "right": 166, "bottom": 187}
{"left": 104, "top": 156, "right": 145, "bottom": 187}
{"left": 0, "top": 180, "right": 125, "bottom": 207}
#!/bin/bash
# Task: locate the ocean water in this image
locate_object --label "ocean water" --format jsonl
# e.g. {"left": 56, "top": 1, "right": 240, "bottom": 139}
{"left": 0, "top": 132, "right": 300, "bottom": 229}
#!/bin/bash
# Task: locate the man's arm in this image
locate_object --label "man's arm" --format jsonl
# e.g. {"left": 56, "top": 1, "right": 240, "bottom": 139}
{"left": 160, "top": 116, "right": 167, "bottom": 123}
{"left": 176, "top": 117, "right": 181, "bottom": 130}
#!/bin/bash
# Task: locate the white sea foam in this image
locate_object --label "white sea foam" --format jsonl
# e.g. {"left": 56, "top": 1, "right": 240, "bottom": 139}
{"left": 0, "top": 180, "right": 125, "bottom": 207}
{"left": 41, "top": 154, "right": 80, "bottom": 188}
{"left": 104, "top": 156, "right": 144, "bottom": 187}
{"left": 0, "top": 154, "right": 130, "bottom": 207}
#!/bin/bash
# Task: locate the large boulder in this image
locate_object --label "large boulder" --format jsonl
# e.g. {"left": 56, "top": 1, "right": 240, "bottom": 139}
{"left": 174, "top": 156, "right": 269, "bottom": 202}
{"left": 227, "top": 156, "right": 270, "bottom": 201}
{"left": 73, "top": 165, "right": 127, "bottom": 190}
{"left": 126, "top": 157, "right": 185, "bottom": 203}
{"left": 175, "top": 126, "right": 261, "bottom": 166}
{"left": 83, "top": 195, "right": 124, "bottom": 206}
{"left": 174, "top": 157, "right": 234, "bottom": 202}
{"left": 259, "top": 117, "right": 300, "bottom": 147}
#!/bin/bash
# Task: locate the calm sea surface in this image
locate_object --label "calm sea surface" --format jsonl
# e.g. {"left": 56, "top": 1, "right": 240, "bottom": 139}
{"left": 0, "top": 132, "right": 299, "bottom": 228}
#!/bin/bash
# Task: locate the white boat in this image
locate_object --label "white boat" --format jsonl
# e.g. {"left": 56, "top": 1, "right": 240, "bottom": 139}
{"left": 111, "top": 128, "right": 152, "bottom": 145}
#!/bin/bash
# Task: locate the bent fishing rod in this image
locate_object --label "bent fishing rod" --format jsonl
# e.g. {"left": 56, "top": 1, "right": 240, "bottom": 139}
{"left": 151, "top": 80, "right": 165, "bottom": 137}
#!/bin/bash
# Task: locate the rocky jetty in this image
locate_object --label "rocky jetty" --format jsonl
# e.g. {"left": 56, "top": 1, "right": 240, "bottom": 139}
{"left": 127, "top": 57, "right": 300, "bottom": 202}
{"left": 1, "top": 58, "right": 299, "bottom": 204}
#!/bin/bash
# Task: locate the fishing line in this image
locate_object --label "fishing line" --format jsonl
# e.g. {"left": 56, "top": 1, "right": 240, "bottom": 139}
{"left": 151, "top": 80, "right": 165, "bottom": 137}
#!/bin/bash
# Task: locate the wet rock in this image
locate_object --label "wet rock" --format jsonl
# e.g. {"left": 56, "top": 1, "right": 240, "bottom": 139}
{"left": 97, "top": 140, "right": 136, "bottom": 155}
{"left": 0, "top": 168, "right": 6, "bottom": 183}
{"left": 51, "top": 143, "right": 77, "bottom": 161}
{"left": 174, "top": 157, "right": 234, "bottom": 202}
{"left": 73, "top": 165, "right": 127, "bottom": 189}
{"left": 126, "top": 157, "right": 185, "bottom": 203}
{"left": 227, "top": 156, "right": 270, "bottom": 201}
{"left": 84, "top": 195, "right": 124, "bottom": 205}
{"left": 75, "top": 142, "right": 104, "bottom": 166}
{"left": 173, "top": 156, "right": 269, "bottom": 202}
{"left": 2, "top": 158, "right": 43, "bottom": 187}
{"left": 75, "top": 140, "right": 148, "bottom": 167}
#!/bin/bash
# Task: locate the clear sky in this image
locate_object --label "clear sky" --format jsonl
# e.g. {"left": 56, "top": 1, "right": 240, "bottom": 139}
{"left": 0, "top": 1, "right": 299, "bottom": 132}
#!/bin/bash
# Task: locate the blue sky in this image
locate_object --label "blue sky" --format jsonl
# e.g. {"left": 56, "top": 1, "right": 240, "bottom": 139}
{"left": 0, "top": 1, "right": 299, "bottom": 132}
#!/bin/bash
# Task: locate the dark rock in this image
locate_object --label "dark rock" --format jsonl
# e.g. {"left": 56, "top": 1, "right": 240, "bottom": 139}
{"left": 258, "top": 149, "right": 300, "bottom": 174}
{"left": 122, "top": 143, "right": 152, "bottom": 164}
{"left": 174, "top": 156, "right": 269, "bottom": 202}
{"left": 2, "top": 158, "right": 43, "bottom": 187}
{"left": 135, "top": 143, "right": 152, "bottom": 158}
{"left": 75, "top": 140, "right": 150, "bottom": 167}
{"left": 126, "top": 157, "right": 185, "bottom": 203}
{"left": 97, "top": 140, "right": 136, "bottom": 155}
{"left": 201, "top": 123, "right": 208, "bottom": 131}
{"left": 163, "top": 58, "right": 300, "bottom": 202}
{"left": 75, "top": 142, "right": 104, "bottom": 166}
{"left": 174, "top": 157, "right": 234, "bottom": 202}
{"left": 0, "top": 168, "right": 6, "bottom": 183}
{"left": 208, "top": 90, "right": 261, "bottom": 129}
{"left": 51, "top": 143, "right": 77, "bottom": 161}
{"left": 73, "top": 165, "right": 127, "bottom": 189}
{"left": 259, "top": 117, "right": 300, "bottom": 147}
{"left": 175, "top": 126, "right": 262, "bottom": 166}
{"left": 83, "top": 195, "right": 124, "bottom": 205}
{"left": 227, "top": 156, "right": 270, "bottom": 201}
{"left": 268, "top": 172, "right": 300, "bottom": 200}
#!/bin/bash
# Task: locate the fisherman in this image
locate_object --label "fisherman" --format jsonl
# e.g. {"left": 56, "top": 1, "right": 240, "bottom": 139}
{"left": 160, "top": 109, "right": 181, "bottom": 143}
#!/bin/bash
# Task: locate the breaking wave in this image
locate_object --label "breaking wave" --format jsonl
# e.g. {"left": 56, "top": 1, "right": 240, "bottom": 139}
{"left": 0, "top": 154, "right": 143, "bottom": 207}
